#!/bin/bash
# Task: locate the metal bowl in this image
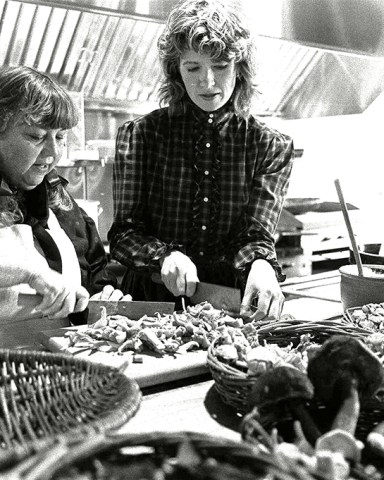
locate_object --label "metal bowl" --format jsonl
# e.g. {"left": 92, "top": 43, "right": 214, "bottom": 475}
{"left": 349, "top": 244, "right": 384, "bottom": 266}
{"left": 340, "top": 264, "right": 384, "bottom": 310}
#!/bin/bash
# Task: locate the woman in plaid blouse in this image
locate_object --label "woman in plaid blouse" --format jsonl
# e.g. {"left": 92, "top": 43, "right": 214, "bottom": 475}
{"left": 109, "top": 0, "right": 295, "bottom": 320}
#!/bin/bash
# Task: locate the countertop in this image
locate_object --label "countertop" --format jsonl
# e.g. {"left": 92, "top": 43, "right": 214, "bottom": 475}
{"left": 120, "top": 270, "right": 344, "bottom": 440}
{"left": 0, "top": 270, "right": 344, "bottom": 441}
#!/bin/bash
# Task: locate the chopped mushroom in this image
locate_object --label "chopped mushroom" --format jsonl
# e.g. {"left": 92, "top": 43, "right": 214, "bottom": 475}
{"left": 315, "top": 429, "right": 363, "bottom": 464}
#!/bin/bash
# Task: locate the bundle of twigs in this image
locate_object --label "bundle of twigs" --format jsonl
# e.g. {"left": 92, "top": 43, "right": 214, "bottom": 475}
{"left": 256, "top": 317, "right": 372, "bottom": 347}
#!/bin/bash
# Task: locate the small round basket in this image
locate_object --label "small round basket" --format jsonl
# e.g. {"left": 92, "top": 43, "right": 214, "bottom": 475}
{"left": 207, "top": 318, "right": 372, "bottom": 413}
{"left": 11, "top": 430, "right": 322, "bottom": 480}
{"left": 0, "top": 348, "right": 141, "bottom": 469}
{"left": 207, "top": 339, "right": 258, "bottom": 412}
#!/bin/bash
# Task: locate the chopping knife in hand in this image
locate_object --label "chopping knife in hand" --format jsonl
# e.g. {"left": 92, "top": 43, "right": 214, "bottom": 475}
{"left": 159, "top": 251, "right": 199, "bottom": 297}
{"left": 153, "top": 257, "right": 284, "bottom": 321}
{"left": 152, "top": 273, "right": 241, "bottom": 315}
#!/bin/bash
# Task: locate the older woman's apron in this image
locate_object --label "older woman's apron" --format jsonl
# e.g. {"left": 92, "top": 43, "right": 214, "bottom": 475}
{"left": 0, "top": 209, "right": 81, "bottom": 324}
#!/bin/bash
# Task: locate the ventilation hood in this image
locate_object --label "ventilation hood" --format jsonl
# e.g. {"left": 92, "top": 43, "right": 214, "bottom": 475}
{"left": 1, "top": 0, "right": 384, "bottom": 118}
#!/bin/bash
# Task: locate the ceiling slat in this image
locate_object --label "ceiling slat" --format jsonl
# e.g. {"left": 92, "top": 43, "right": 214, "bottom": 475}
{"left": 3, "top": 1, "right": 23, "bottom": 65}
{"left": 57, "top": 11, "right": 83, "bottom": 84}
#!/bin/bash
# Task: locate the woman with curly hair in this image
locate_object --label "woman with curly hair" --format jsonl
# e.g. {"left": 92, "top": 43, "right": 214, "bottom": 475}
{"left": 109, "top": 0, "right": 295, "bottom": 320}
{"left": 0, "top": 65, "right": 123, "bottom": 323}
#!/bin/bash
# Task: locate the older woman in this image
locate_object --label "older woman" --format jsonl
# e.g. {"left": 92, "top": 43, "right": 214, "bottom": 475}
{"left": 0, "top": 65, "right": 123, "bottom": 323}
{"left": 109, "top": 0, "right": 294, "bottom": 320}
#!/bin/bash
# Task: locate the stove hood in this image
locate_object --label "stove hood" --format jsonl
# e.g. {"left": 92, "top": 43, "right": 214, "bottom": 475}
{"left": 251, "top": 0, "right": 384, "bottom": 58}
{"left": 2, "top": 0, "right": 384, "bottom": 118}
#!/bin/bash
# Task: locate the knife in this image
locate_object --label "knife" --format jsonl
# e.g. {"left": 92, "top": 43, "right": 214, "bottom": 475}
{"left": 190, "top": 282, "right": 241, "bottom": 315}
{"left": 151, "top": 274, "right": 242, "bottom": 315}
{"left": 87, "top": 299, "right": 175, "bottom": 322}
{"left": 17, "top": 293, "right": 175, "bottom": 322}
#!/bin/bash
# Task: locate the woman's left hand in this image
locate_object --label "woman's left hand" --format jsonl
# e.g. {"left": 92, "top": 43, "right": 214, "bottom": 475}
{"left": 90, "top": 285, "right": 132, "bottom": 301}
{"left": 240, "top": 259, "right": 284, "bottom": 321}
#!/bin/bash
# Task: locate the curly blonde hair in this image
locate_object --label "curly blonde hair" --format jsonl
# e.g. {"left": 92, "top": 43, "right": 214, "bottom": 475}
{"left": 157, "top": 0, "right": 257, "bottom": 118}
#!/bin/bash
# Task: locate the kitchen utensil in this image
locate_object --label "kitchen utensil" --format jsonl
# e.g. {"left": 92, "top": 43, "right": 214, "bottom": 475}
{"left": 88, "top": 299, "right": 175, "bottom": 322}
{"left": 151, "top": 273, "right": 241, "bottom": 314}
{"left": 339, "top": 264, "right": 384, "bottom": 310}
{"left": 334, "top": 178, "right": 364, "bottom": 276}
{"left": 190, "top": 281, "right": 241, "bottom": 315}
{"left": 349, "top": 244, "right": 384, "bottom": 266}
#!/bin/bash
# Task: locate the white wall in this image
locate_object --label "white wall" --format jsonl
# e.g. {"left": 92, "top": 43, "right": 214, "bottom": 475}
{"left": 263, "top": 93, "right": 384, "bottom": 242}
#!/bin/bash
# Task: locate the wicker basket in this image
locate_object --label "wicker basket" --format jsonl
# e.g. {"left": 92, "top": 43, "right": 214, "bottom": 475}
{"left": 9, "top": 430, "right": 323, "bottom": 480}
{"left": 0, "top": 348, "right": 141, "bottom": 469}
{"left": 207, "top": 339, "right": 258, "bottom": 412}
{"left": 241, "top": 409, "right": 383, "bottom": 480}
{"left": 207, "top": 318, "right": 372, "bottom": 413}
{"left": 241, "top": 396, "right": 384, "bottom": 445}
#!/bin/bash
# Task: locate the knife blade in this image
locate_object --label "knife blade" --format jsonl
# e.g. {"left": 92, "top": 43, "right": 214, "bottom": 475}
{"left": 190, "top": 282, "right": 241, "bottom": 315}
{"left": 87, "top": 300, "right": 175, "bottom": 323}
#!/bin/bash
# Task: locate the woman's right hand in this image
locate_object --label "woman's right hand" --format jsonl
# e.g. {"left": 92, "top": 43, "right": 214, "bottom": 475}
{"left": 28, "top": 269, "right": 89, "bottom": 319}
{"left": 160, "top": 251, "right": 199, "bottom": 297}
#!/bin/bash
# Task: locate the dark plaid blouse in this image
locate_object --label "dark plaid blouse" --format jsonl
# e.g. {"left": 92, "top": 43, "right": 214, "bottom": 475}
{"left": 109, "top": 101, "right": 294, "bottom": 281}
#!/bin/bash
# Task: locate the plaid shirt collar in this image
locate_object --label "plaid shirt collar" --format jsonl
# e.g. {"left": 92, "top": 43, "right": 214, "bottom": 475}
{"left": 175, "top": 97, "right": 238, "bottom": 127}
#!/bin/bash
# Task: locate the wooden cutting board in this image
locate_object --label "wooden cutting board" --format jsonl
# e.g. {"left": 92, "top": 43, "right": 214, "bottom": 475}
{"left": 38, "top": 326, "right": 209, "bottom": 388}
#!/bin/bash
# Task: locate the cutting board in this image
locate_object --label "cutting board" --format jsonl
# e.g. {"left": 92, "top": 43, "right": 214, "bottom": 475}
{"left": 38, "top": 326, "right": 209, "bottom": 388}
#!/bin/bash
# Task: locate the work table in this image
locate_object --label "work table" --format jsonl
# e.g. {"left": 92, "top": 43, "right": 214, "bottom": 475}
{"left": 0, "top": 270, "right": 345, "bottom": 442}
{"left": 118, "top": 270, "right": 344, "bottom": 441}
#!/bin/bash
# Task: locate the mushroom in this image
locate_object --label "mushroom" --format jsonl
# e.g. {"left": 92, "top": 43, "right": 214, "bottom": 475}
{"left": 248, "top": 364, "right": 321, "bottom": 445}
{"left": 316, "top": 429, "right": 363, "bottom": 464}
{"left": 307, "top": 335, "right": 384, "bottom": 436}
{"left": 366, "top": 421, "right": 384, "bottom": 459}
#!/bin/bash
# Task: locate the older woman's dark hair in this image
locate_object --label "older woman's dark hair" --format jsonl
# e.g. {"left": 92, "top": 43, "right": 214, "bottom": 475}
{"left": 0, "top": 66, "right": 78, "bottom": 131}
{"left": 157, "top": 0, "right": 257, "bottom": 118}
{"left": 0, "top": 66, "right": 78, "bottom": 223}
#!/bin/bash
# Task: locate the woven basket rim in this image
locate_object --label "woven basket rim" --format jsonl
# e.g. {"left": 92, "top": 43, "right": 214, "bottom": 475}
{"left": 15, "top": 430, "right": 312, "bottom": 480}
{"left": 207, "top": 343, "right": 250, "bottom": 379}
{"left": 0, "top": 347, "right": 123, "bottom": 370}
{"left": 0, "top": 347, "right": 142, "bottom": 467}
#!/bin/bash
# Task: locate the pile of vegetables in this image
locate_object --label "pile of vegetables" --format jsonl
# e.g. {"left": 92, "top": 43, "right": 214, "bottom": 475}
{"left": 348, "top": 303, "right": 384, "bottom": 331}
{"left": 65, "top": 302, "right": 245, "bottom": 357}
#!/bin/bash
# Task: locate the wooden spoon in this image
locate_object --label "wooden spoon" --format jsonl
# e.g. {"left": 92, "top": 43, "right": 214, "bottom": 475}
{"left": 334, "top": 178, "right": 364, "bottom": 276}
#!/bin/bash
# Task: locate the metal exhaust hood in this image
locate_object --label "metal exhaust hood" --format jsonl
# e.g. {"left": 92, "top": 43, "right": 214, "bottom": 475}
{"left": 17, "top": 0, "right": 384, "bottom": 57}
{"left": 3, "top": 0, "right": 384, "bottom": 119}
{"left": 247, "top": 0, "right": 384, "bottom": 58}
